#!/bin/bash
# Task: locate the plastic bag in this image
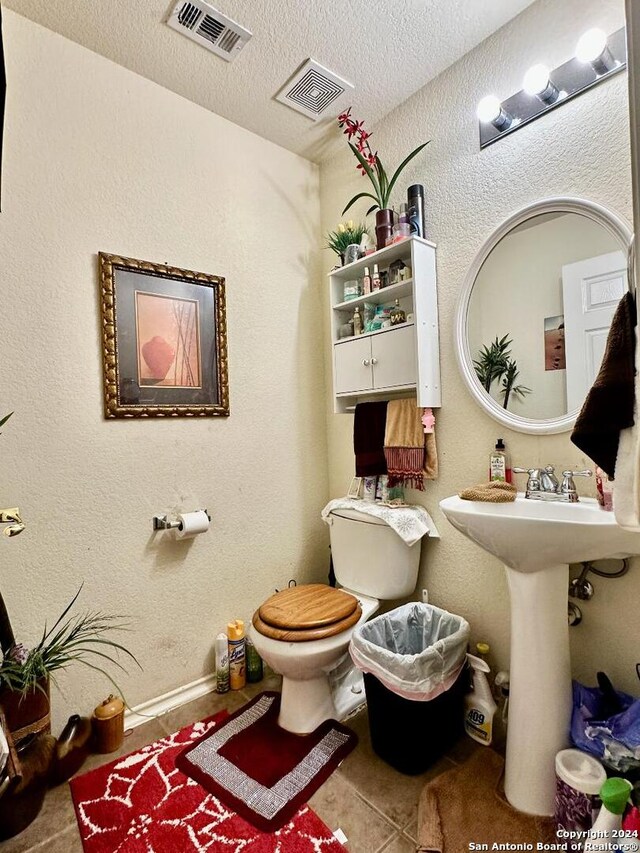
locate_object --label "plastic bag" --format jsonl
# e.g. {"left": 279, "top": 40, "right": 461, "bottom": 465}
{"left": 571, "top": 680, "right": 640, "bottom": 772}
{"left": 349, "top": 602, "right": 470, "bottom": 701}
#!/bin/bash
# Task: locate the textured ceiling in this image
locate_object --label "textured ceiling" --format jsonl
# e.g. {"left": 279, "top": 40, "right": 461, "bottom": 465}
{"left": 4, "top": 0, "right": 538, "bottom": 161}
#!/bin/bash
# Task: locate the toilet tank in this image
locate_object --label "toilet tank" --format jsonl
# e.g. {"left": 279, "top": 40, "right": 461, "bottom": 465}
{"left": 329, "top": 509, "right": 421, "bottom": 599}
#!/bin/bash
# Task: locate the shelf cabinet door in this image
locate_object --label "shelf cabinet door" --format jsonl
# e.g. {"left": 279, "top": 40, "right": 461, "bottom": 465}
{"left": 334, "top": 337, "right": 374, "bottom": 394}
{"left": 371, "top": 326, "right": 416, "bottom": 389}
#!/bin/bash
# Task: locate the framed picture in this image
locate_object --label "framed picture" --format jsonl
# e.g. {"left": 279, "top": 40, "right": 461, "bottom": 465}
{"left": 347, "top": 477, "right": 363, "bottom": 499}
{"left": 544, "top": 314, "right": 566, "bottom": 371}
{"left": 98, "top": 253, "right": 229, "bottom": 418}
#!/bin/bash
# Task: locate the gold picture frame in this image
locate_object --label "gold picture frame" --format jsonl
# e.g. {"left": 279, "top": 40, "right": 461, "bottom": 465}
{"left": 99, "top": 253, "right": 229, "bottom": 419}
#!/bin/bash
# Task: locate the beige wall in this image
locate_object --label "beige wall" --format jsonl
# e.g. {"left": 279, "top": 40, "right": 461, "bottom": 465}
{"left": 0, "top": 11, "right": 327, "bottom": 730}
{"left": 321, "top": 0, "right": 638, "bottom": 691}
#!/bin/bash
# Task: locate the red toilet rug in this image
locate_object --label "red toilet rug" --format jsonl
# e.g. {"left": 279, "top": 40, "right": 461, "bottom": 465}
{"left": 176, "top": 692, "right": 357, "bottom": 832}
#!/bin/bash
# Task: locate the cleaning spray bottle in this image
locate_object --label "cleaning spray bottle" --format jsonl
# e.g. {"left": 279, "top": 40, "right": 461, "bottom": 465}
{"left": 215, "top": 633, "right": 229, "bottom": 694}
{"left": 464, "top": 653, "right": 497, "bottom": 746}
{"left": 584, "top": 778, "right": 637, "bottom": 852}
{"left": 227, "top": 620, "right": 246, "bottom": 691}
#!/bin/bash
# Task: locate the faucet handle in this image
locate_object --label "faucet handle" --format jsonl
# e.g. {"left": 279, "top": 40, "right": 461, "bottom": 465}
{"left": 512, "top": 467, "right": 534, "bottom": 475}
{"left": 560, "top": 469, "right": 593, "bottom": 502}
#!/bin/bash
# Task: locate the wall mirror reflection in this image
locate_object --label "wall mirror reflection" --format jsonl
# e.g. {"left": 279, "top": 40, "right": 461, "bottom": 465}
{"left": 456, "top": 199, "right": 633, "bottom": 434}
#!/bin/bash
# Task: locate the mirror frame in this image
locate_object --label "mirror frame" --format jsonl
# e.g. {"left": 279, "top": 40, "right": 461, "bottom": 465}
{"left": 455, "top": 197, "right": 633, "bottom": 435}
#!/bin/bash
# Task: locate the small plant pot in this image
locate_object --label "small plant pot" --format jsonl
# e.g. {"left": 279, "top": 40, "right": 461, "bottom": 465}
{"left": 0, "top": 677, "right": 51, "bottom": 745}
{"left": 375, "top": 209, "right": 394, "bottom": 250}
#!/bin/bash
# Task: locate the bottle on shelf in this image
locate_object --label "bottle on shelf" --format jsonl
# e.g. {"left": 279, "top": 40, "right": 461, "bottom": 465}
{"left": 353, "top": 306, "right": 363, "bottom": 335}
{"left": 489, "top": 438, "right": 512, "bottom": 483}
{"left": 407, "top": 184, "right": 425, "bottom": 238}
{"left": 372, "top": 264, "right": 381, "bottom": 292}
{"left": 392, "top": 203, "right": 411, "bottom": 241}
{"left": 227, "top": 620, "right": 246, "bottom": 691}
{"left": 362, "top": 266, "right": 372, "bottom": 295}
{"left": 390, "top": 299, "right": 406, "bottom": 326}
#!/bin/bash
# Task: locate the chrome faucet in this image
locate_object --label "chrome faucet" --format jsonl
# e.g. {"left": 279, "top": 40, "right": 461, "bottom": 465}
{"left": 513, "top": 466, "right": 592, "bottom": 502}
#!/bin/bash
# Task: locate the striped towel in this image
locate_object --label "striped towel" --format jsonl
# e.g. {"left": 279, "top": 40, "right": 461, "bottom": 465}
{"left": 384, "top": 399, "right": 426, "bottom": 490}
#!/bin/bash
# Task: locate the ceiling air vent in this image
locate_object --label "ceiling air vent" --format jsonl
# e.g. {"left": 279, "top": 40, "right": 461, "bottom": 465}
{"left": 275, "top": 59, "right": 354, "bottom": 120}
{"left": 167, "top": 0, "right": 252, "bottom": 63}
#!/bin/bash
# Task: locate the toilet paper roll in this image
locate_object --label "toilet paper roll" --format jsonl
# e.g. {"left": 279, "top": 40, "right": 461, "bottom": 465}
{"left": 175, "top": 510, "right": 210, "bottom": 539}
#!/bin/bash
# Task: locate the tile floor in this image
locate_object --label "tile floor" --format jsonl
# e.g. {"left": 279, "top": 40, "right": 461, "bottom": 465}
{"left": 1, "top": 676, "right": 484, "bottom": 852}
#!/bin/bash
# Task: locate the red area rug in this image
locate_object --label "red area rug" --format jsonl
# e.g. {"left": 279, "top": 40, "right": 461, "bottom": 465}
{"left": 70, "top": 705, "right": 347, "bottom": 852}
{"left": 176, "top": 692, "right": 357, "bottom": 832}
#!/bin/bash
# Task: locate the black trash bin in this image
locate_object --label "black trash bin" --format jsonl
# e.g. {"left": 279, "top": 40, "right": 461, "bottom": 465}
{"left": 350, "top": 602, "right": 470, "bottom": 775}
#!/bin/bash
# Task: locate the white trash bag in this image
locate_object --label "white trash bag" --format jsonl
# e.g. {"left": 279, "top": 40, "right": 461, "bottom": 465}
{"left": 349, "top": 602, "right": 470, "bottom": 702}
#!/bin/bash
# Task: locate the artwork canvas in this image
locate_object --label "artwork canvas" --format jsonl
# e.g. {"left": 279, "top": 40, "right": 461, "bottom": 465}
{"left": 544, "top": 315, "right": 566, "bottom": 371}
{"left": 135, "top": 293, "right": 201, "bottom": 388}
{"left": 99, "top": 253, "right": 229, "bottom": 418}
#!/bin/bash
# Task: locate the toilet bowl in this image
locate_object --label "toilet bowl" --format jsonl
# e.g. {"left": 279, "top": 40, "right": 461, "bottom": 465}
{"left": 250, "top": 508, "right": 422, "bottom": 733}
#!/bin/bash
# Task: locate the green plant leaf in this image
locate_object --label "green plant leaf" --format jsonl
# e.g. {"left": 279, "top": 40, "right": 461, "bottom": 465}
{"left": 342, "top": 192, "right": 380, "bottom": 216}
{"left": 374, "top": 157, "right": 389, "bottom": 208}
{"left": 386, "top": 141, "right": 430, "bottom": 201}
{"left": 0, "top": 412, "right": 13, "bottom": 432}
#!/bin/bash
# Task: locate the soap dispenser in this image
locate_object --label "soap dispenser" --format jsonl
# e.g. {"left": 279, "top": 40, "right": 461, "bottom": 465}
{"left": 489, "top": 439, "right": 512, "bottom": 483}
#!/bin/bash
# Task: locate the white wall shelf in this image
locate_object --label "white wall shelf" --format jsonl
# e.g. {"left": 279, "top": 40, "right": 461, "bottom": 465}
{"left": 329, "top": 236, "right": 441, "bottom": 414}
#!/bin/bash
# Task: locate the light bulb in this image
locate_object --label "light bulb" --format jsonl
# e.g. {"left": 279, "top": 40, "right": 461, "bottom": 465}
{"left": 576, "top": 28, "right": 607, "bottom": 63}
{"left": 522, "top": 63, "right": 560, "bottom": 104}
{"left": 477, "top": 95, "right": 502, "bottom": 124}
{"left": 523, "top": 64, "right": 550, "bottom": 96}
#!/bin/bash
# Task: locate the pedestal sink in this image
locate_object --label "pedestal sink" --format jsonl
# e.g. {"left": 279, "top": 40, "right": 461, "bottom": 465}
{"left": 439, "top": 494, "right": 640, "bottom": 816}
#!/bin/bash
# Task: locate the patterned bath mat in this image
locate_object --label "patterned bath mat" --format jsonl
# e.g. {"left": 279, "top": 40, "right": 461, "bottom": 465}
{"left": 176, "top": 692, "right": 357, "bottom": 832}
{"left": 70, "top": 707, "right": 347, "bottom": 852}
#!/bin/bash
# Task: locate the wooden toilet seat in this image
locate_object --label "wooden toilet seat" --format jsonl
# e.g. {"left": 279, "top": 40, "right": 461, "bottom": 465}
{"left": 252, "top": 583, "right": 362, "bottom": 642}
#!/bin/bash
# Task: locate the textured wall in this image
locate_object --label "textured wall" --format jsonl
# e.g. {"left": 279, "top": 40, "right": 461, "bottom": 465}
{"left": 0, "top": 11, "right": 327, "bottom": 731}
{"left": 321, "top": 0, "right": 638, "bottom": 691}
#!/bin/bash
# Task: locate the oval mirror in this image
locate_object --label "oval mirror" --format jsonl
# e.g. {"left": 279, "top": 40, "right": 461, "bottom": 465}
{"left": 456, "top": 198, "right": 633, "bottom": 434}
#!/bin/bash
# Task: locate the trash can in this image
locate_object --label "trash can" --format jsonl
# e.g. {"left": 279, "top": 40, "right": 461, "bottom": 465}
{"left": 349, "top": 602, "right": 470, "bottom": 775}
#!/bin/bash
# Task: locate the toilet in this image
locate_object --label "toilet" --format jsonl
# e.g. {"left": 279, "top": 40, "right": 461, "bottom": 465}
{"left": 250, "top": 507, "right": 422, "bottom": 733}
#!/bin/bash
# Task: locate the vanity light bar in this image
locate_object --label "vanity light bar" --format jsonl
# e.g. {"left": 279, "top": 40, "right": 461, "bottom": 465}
{"left": 477, "top": 26, "right": 627, "bottom": 149}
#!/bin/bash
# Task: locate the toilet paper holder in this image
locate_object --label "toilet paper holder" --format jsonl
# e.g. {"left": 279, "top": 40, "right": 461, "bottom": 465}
{"left": 152, "top": 510, "right": 211, "bottom": 531}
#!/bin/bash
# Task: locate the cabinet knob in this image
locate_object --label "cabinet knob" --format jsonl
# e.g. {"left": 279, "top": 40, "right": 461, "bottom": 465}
{"left": 371, "top": 357, "right": 378, "bottom": 365}
{"left": 362, "top": 359, "right": 370, "bottom": 367}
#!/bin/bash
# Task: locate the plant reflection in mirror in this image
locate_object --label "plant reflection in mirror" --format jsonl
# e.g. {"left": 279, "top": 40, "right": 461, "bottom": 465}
{"left": 474, "top": 335, "right": 532, "bottom": 410}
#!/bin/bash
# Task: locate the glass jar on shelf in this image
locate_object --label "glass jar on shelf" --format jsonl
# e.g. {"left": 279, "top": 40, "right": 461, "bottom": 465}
{"left": 390, "top": 299, "right": 406, "bottom": 326}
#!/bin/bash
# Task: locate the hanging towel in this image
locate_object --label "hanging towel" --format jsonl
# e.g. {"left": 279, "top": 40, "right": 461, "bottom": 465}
{"left": 384, "top": 399, "right": 426, "bottom": 490}
{"left": 354, "top": 401, "right": 388, "bottom": 477}
{"left": 424, "top": 430, "right": 438, "bottom": 481}
{"left": 459, "top": 482, "right": 517, "bottom": 503}
{"left": 571, "top": 291, "right": 636, "bottom": 478}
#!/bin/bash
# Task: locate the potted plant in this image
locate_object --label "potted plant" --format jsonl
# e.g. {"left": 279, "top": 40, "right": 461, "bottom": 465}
{"left": 324, "top": 220, "right": 368, "bottom": 265}
{"left": 0, "top": 586, "right": 140, "bottom": 741}
{"left": 474, "top": 335, "right": 532, "bottom": 410}
{"left": 337, "top": 108, "right": 429, "bottom": 250}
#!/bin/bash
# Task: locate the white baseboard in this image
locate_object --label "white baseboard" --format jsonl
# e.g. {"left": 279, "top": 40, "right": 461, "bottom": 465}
{"left": 124, "top": 672, "right": 217, "bottom": 729}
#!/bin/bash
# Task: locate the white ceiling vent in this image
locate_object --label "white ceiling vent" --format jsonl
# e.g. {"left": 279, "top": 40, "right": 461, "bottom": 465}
{"left": 167, "top": 0, "right": 252, "bottom": 63}
{"left": 275, "top": 59, "right": 354, "bottom": 121}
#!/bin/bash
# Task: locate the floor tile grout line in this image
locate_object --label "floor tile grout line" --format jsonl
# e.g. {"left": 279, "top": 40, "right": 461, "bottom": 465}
{"left": 27, "top": 822, "right": 77, "bottom": 852}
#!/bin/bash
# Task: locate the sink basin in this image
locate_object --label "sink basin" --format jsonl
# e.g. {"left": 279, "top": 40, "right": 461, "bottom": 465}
{"left": 439, "top": 493, "right": 640, "bottom": 817}
{"left": 440, "top": 494, "right": 640, "bottom": 573}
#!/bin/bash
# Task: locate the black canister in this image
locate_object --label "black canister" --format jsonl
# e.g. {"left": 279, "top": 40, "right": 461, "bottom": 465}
{"left": 407, "top": 184, "right": 425, "bottom": 238}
